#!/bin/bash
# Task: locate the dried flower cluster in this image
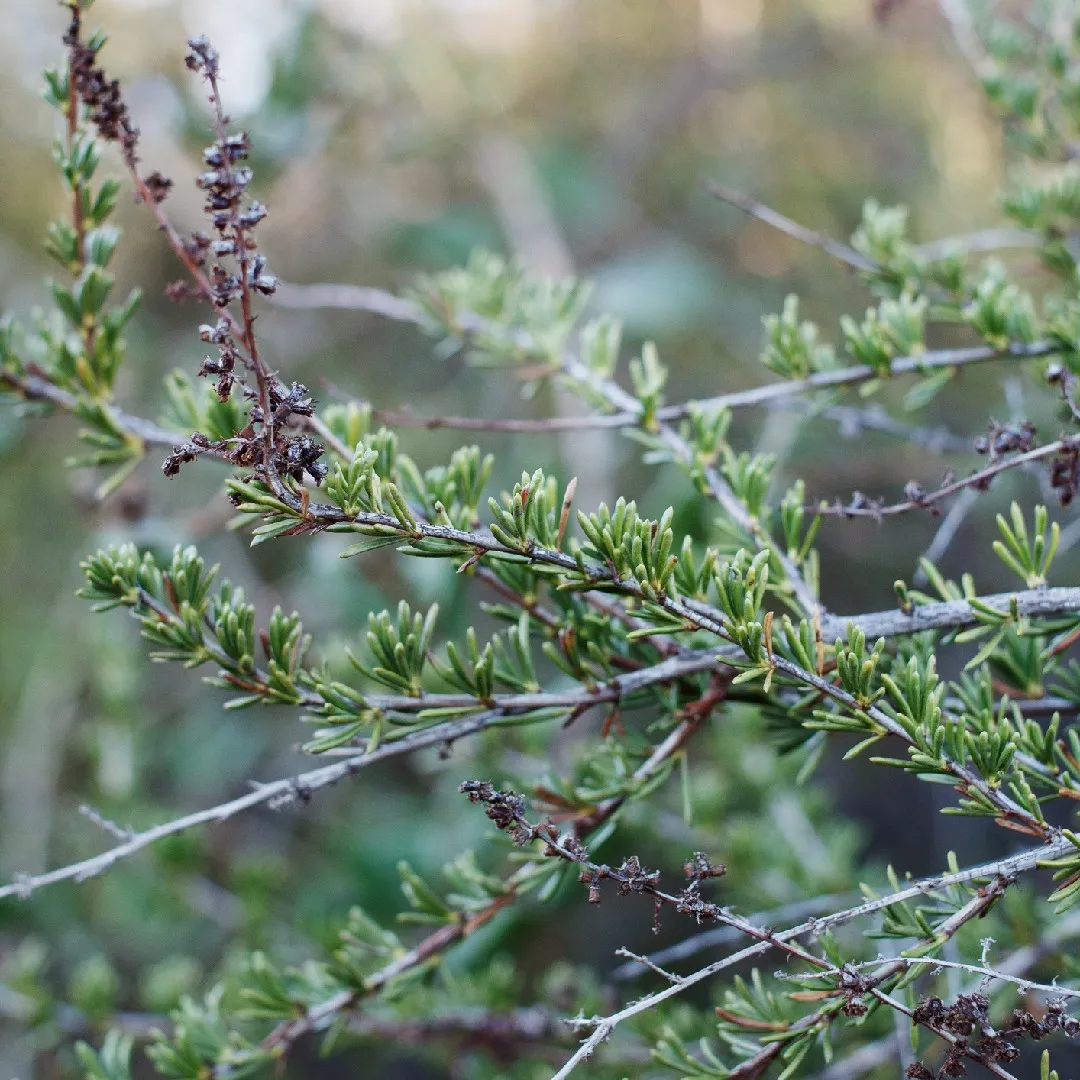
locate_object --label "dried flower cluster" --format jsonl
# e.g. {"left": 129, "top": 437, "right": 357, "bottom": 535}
{"left": 64, "top": 4, "right": 139, "bottom": 169}
{"left": 463, "top": 780, "right": 729, "bottom": 929}
{"left": 160, "top": 37, "right": 326, "bottom": 494}
{"left": 65, "top": 20, "right": 326, "bottom": 496}
{"left": 907, "top": 995, "right": 1080, "bottom": 1078}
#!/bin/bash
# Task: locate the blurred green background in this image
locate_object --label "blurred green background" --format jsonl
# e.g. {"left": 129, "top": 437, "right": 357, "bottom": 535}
{"left": 1, "top": 0, "right": 1075, "bottom": 1076}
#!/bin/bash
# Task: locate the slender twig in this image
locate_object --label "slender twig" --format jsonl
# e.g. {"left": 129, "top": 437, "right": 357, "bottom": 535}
{"left": 343, "top": 1004, "right": 586, "bottom": 1053}
{"left": 272, "top": 281, "right": 429, "bottom": 321}
{"left": 355, "top": 402, "right": 635, "bottom": 433}
{"left": 297, "top": 293, "right": 1056, "bottom": 424}
{"left": 303, "top": 410, "right": 352, "bottom": 463}
{"left": 569, "top": 673, "right": 731, "bottom": 836}
{"left": 271, "top": 282, "right": 1057, "bottom": 422}
{"left": 707, "top": 182, "right": 876, "bottom": 272}
{"left": 468, "top": 780, "right": 835, "bottom": 977}
{"left": 297, "top": 412, "right": 576, "bottom": 638}
{"left": 332, "top": 396, "right": 973, "bottom": 453}
{"left": 549, "top": 849, "right": 1070, "bottom": 1080}
{"left": 917, "top": 228, "right": 1042, "bottom": 261}
{"left": 262, "top": 889, "right": 521, "bottom": 1050}
{"left": 814, "top": 436, "right": 1073, "bottom": 519}
{"left": 186, "top": 43, "right": 284, "bottom": 494}
{"left": 1003, "top": 695, "right": 1080, "bottom": 717}
{"left": 65, "top": 29, "right": 312, "bottom": 506}
{"left": 785, "top": 875, "right": 1013, "bottom": 1002}
{"left": 760, "top": 879, "right": 1020, "bottom": 1080}
{"left": 612, "top": 948, "right": 683, "bottom": 985}
{"left": 6, "top": 364, "right": 573, "bottom": 643}
{"left": 0, "top": 370, "right": 188, "bottom": 449}
{"left": 765, "top": 657, "right": 1049, "bottom": 833}
{"left": 660, "top": 342, "right": 1053, "bottom": 421}
{"left": 79, "top": 803, "right": 135, "bottom": 841}
{"left": 798, "top": 956, "right": 1080, "bottom": 1002}
{"left": 609, "top": 891, "right": 856, "bottom": 981}
{"left": 139, "top": 572, "right": 729, "bottom": 722}
{"left": 0, "top": 718, "right": 506, "bottom": 903}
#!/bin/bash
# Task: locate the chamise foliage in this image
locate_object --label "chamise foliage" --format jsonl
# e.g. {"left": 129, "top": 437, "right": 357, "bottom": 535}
{"left": 10, "top": 2, "right": 1080, "bottom": 1079}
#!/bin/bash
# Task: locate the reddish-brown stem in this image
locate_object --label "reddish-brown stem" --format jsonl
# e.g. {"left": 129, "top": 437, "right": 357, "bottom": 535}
{"left": 1046, "top": 621, "right": 1080, "bottom": 660}
{"left": 198, "top": 63, "right": 281, "bottom": 496}
{"left": 64, "top": 9, "right": 98, "bottom": 386}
